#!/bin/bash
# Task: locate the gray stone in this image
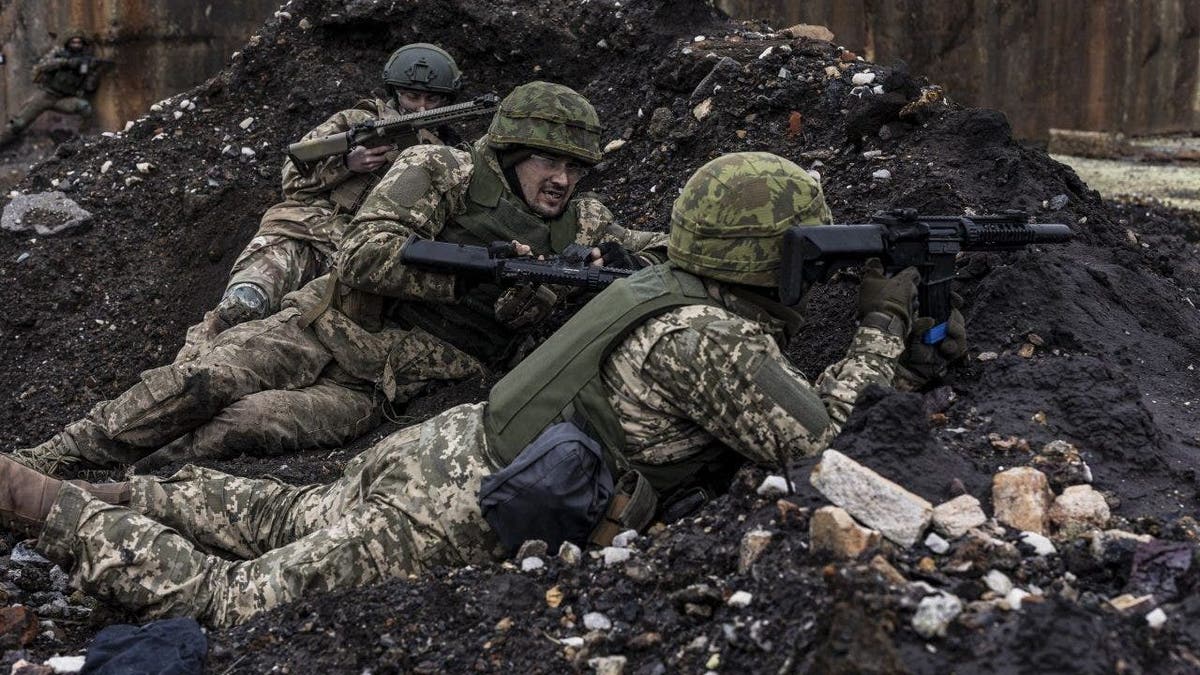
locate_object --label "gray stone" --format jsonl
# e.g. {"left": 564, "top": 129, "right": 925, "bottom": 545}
{"left": 583, "top": 612, "right": 612, "bottom": 631}
{"left": 611, "top": 530, "right": 639, "bottom": 549}
{"left": 911, "top": 592, "right": 963, "bottom": 638}
{"left": 1, "top": 192, "right": 92, "bottom": 236}
{"left": 1049, "top": 485, "right": 1111, "bottom": 534}
{"left": 809, "top": 450, "right": 933, "bottom": 546}
{"left": 932, "top": 495, "right": 988, "bottom": 539}
{"left": 516, "top": 540, "right": 548, "bottom": 560}
{"left": 602, "top": 547, "right": 631, "bottom": 566}
{"left": 737, "top": 528, "right": 773, "bottom": 573}
{"left": 924, "top": 532, "right": 950, "bottom": 554}
{"left": 992, "top": 467, "right": 1054, "bottom": 535}
{"left": 588, "top": 655, "right": 627, "bottom": 675}
{"left": 983, "top": 570, "right": 1013, "bottom": 595}
{"left": 520, "top": 557, "right": 544, "bottom": 572}
{"left": 558, "top": 541, "right": 582, "bottom": 566}
{"left": 810, "top": 506, "right": 881, "bottom": 559}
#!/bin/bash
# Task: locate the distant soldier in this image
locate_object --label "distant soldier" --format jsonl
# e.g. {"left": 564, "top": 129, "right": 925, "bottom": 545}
{"left": 176, "top": 43, "right": 466, "bottom": 360}
{"left": 0, "top": 31, "right": 107, "bottom": 147}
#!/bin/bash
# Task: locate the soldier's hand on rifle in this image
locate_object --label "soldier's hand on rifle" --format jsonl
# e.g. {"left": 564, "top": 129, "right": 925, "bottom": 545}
{"left": 856, "top": 258, "right": 918, "bottom": 338}
{"left": 897, "top": 296, "right": 967, "bottom": 390}
{"left": 589, "top": 242, "right": 646, "bottom": 269}
{"left": 494, "top": 284, "right": 559, "bottom": 329}
{"left": 345, "top": 144, "right": 393, "bottom": 173}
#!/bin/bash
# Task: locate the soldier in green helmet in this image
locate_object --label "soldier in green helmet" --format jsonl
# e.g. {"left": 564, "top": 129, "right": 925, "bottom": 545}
{"left": 0, "top": 30, "right": 109, "bottom": 148}
{"left": 0, "top": 152, "right": 963, "bottom": 627}
{"left": 175, "top": 43, "right": 468, "bottom": 361}
{"left": 8, "top": 81, "right": 666, "bottom": 475}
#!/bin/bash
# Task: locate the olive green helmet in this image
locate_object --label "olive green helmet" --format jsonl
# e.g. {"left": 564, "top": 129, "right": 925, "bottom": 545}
{"left": 383, "top": 43, "right": 461, "bottom": 97}
{"left": 487, "top": 81, "right": 603, "bottom": 165}
{"left": 668, "top": 152, "right": 832, "bottom": 287}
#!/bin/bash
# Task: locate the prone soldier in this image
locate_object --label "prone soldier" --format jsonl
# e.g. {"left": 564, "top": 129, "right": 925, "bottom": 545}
{"left": 0, "top": 152, "right": 966, "bottom": 627}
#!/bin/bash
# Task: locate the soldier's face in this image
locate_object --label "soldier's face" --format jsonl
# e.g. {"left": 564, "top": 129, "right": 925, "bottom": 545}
{"left": 67, "top": 38, "right": 84, "bottom": 51}
{"left": 396, "top": 89, "right": 447, "bottom": 113}
{"left": 514, "top": 152, "right": 588, "bottom": 218}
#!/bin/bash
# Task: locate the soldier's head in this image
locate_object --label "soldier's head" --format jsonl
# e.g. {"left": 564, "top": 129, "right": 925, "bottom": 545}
{"left": 488, "top": 81, "right": 602, "bottom": 218}
{"left": 668, "top": 152, "right": 831, "bottom": 289}
{"left": 383, "top": 43, "right": 461, "bottom": 112}
{"left": 63, "top": 31, "right": 88, "bottom": 52}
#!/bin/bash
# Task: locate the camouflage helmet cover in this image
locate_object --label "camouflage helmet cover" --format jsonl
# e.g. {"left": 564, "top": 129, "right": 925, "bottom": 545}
{"left": 668, "top": 152, "right": 832, "bottom": 287}
{"left": 487, "top": 81, "right": 603, "bottom": 165}
{"left": 62, "top": 29, "right": 89, "bottom": 47}
{"left": 383, "top": 43, "right": 461, "bottom": 96}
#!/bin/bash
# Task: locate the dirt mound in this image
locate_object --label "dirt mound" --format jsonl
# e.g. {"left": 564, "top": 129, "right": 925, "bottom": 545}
{"left": 2, "top": 0, "right": 1200, "bottom": 671}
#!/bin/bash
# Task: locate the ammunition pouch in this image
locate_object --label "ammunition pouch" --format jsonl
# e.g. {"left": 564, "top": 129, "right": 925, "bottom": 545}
{"left": 589, "top": 470, "right": 659, "bottom": 547}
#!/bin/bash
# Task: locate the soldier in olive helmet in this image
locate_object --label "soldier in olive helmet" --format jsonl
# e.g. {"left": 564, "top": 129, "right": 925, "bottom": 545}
{"left": 0, "top": 152, "right": 964, "bottom": 627}
{"left": 175, "top": 43, "right": 467, "bottom": 362}
{"left": 9, "top": 81, "right": 665, "bottom": 477}
{"left": 0, "top": 31, "right": 109, "bottom": 147}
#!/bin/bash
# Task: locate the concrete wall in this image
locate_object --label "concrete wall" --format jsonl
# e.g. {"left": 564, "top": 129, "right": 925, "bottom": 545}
{"left": 0, "top": 0, "right": 279, "bottom": 132}
{"left": 718, "top": 0, "right": 1200, "bottom": 140}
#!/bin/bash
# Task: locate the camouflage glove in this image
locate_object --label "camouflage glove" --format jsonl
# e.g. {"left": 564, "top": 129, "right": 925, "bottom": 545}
{"left": 856, "top": 259, "right": 919, "bottom": 338}
{"left": 494, "top": 284, "right": 559, "bottom": 330}
{"left": 897, "top": 306, "right": 967, "bottom": 390}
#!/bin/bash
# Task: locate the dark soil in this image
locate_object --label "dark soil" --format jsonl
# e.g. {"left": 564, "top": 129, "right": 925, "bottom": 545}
{"left": 2, "top": 0, "right": 1200, "bottom": 672}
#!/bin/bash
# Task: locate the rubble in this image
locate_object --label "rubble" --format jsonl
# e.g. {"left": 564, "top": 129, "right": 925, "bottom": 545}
{"left": 810, "top": 450, "right": 933, "bottom": 546}
{"left": 0, "top": 192, "right": 93, "bottom": 236}
{"left": 809, "top": 506, "right": 881, "bottom": 559}
{"left": 931, "top": 495, "right": 987, "bottom": 539}
{"left": 737, "top": 528, "right": 772, "bottom": 573}
{"left": 992, "top": 467, "right": 1054, "bottom": 535}
{"left": 911, "top": 593, "right": 963, "bottom": 638}
{"left": 1048, "top": 485, "right": 1111, "bottom": 535}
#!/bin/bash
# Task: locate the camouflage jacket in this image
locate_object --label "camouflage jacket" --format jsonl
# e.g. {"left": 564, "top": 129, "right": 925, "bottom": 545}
{"left": 601, "top": 280, "right": 904, "bottom": 472}
{"left": 283, "top": 137, "right": 667, "bottom": 395}
{"left": 33, "top": 47, "right": 98, "bottom": 97}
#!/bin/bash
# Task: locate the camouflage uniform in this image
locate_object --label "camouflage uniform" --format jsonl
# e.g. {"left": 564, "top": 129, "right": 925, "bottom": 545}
{"left": 36, "top": 275, "right": 900, "bottom": 628}
{"left": 16, "top": 84, "right": 665, "bottom": 472}
{"left": 0, "top": 38, "right": 102, "bottom": 146}
{"left": 174, "top": 98, "right": 446, "bottom": 362}
{"left": 31, "top": 153, "right": 909, "bottom": 628}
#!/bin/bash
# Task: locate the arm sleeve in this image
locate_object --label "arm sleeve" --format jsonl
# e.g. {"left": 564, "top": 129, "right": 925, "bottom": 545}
{"left": 334, "top": 144, "right": 473, "bottom": 301}
{"left": 642, "top": 316, "right": 904, "bottom": 464}
{"left": 280, "top": 107, "right": 377, "bottom": 202}
{"left": 572, "top": 197, "right": 669, "bottom": 263}
{"left": 32, "top": 50, "right": 69, "bottom": 79}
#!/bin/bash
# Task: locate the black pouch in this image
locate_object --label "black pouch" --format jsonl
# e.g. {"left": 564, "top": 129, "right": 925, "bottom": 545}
{"left": 478, "top": 422, "right": 614, "bottom": 554}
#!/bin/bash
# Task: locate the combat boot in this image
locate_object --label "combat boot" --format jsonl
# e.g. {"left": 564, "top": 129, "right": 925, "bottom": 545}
{"left": 10, "top": 434, "right": 83, "bottom": 476}
{"left": 0, "top": 456, "right": 129, "bottom": 537}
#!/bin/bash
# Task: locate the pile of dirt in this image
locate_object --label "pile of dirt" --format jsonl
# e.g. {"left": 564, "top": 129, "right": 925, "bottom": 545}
{"left": 1, "top": 0, "right": 1199, "bottom": 671}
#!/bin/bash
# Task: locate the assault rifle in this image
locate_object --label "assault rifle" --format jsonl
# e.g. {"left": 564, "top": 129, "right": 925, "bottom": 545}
{"left": 780, "top": 209, "right": 1073, "bottom": 344}
{"left": 287, "top": 93, "right": 500, "bottom": 165}
{"left": 400, "top": 237, "right": 634, "bottom": 291}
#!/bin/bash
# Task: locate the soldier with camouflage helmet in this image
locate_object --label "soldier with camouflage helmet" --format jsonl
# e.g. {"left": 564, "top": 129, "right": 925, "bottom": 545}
{"left": 175, "top": 43, "right": 467, "bottom": 361}
{"left": 9, "top": 80, "right": 666, "bottom": 475}
{"left": 0, "top": 30, "right": 109, "bottom": 148}
{"left": 0, "top": 151, "right": 964, "bottom": 627}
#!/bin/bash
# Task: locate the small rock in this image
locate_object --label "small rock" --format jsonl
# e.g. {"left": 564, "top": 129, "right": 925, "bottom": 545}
{"left": 777, "top": 67, "right": 790, "bottom": 79}
{"left": 727, "top": 591, "right": 752, "bottom": 608}
{"left": 124, "top": 176, "right": 142, "bottom": 187}
{"left": 521, "top": 557, "right": 545, "bottom": 572}
{"left": 757, "top": 46, "right": 773, "bottom": 59}
{"left": 977, "top": 351, "right": 999, "bottom": 361}
{"left": 135, "top": 162, "right": 152, "bottom": 174}
{"left": 516, "top": 540, "right": 548, "bottom": 560}
{"left": 779, "top": 23, "right": 834, "bottom": 41}
{"left": 611, "top": 530, "right": 638, "bottom": 549}
{"left": 738, "top": 528, "right": 772, "bottom": 573}
{"left": 823, "top": 65, "right": 840, "bottom": 79}
{"left": 239, "top": 117, "right": 255, "bottom": 130}
{"left": 706, "top": 653, "right": 721, "bottom": 670}
{"left": 44, "top": 656, "right": 85, "bottom": 674}
{"left": 648, "top": 107, "right": 674, "bottom": 140}
{"left": 932, "top": 495, "right": 987, "bottom": 539}
{"left": 1, "top": 192, "right": 93, "bottom": 236}
{"left": 1017, "top": 343, "right": 1036, "bottom": 358}
{"left": 583, "top": 612, "right": 612, "bottom": 631}
{"left": 692, "top": 98, "right": 713, "bottom": 122}
{"left": 851, "top": 72, "right": 876, "bottom": 85}
{"left": 1146, "top": 607, "right": 1167, "bottom": 629}
{"left": 1049, "top": 484, "right": 1110, "bottom": 535}
{"left": 869, "top": 554, "right": 908, "bottom": 585}
{"left": 1049, "top": 194, "right": 1069, "bottom": 210}
{"left": 983, "top": 570, "right": 1013, "bottom": 595}
{"left": 177, "top": 98, "right": 191, "bottom": 109}
{"left": 1108, "top": 593, "right": 1153, "bottom": 612}
{"left": 872, "top": 84, "right": 884, "bottom": 95}
{"left": 100, "top": 160, "right": 113, "bottom": 174}
{"left": 992, "top": 467, "right": 1054, "bottom": 535}
{"left": 911, "top": 593, "right": 963, "bottom": 638}
{"left": 602, "top": 547, "right": 631, "bottom": 566}
{"left": 871, "top": 169, "right": 891, "bottom": 180}
{"left": 628, "top": 631, "right": 662, "bottom": 650}
{"left": 588, "top": 655, "right": 627, "bottom": 675}
{"left": 240, "top": 147, "right": 256, "bottom": 158}
{"left": 603, "top": 139, "right": 626, "bottom": 153}
{"left": 173, "top": 110, "right": 184, "bottom": 120}
{"left": 298, "top": 17, "right": 312, "bottom": 30}
{"left": 756, "top": 475, "right": 793, "bottom": 497}
{"left": 1000, "top": 588, "right": 1031, "bottom": 611}
{"left": 924, "top": 532, "right": 949, "bottom": 554}
{"left": 862, "top": 150, "right": 883, "bottom": 158}
{"left": 12, "top": 660, "right": 54, "bottom": 675}
{"left": 561, "top": 636, "right": 585, "bottom": 648}
{"left": 1089, "top": 529, "right": 1150, "bottom": 563}
{"left": 1031, "top": 440, "right": 1093, "bottom": 490}
{"left": 810, "top": 506, "right": 881, "bottom": 559}
{"left": 1019, "top": 531, "right": 1057, "bottom": 556}
{"left": 809, "top": 449, "right": 933, "bottom": 546}
{"left": 558, "top": 541, "right": 582, "bottom": 566}
{"left": 0, "top": 605, "right": 39, "bottom": 648}
{"left": 149, "top": 103, "right": 163, "bottom": 112}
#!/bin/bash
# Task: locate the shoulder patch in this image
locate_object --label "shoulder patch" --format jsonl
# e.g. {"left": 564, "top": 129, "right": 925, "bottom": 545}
{"left": 754, "top": 360, "right": 831, "bottom": 435}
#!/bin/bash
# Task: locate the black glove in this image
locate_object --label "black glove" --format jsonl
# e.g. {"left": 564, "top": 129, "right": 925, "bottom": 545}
{"left": 856, "top": 259, "right": 919, "bottom": 337}
{"left": 595, "top": 242, "right": 647, "bottom": 270}
{"left": 897, "top": 306, "right": 967, "bottom": 390}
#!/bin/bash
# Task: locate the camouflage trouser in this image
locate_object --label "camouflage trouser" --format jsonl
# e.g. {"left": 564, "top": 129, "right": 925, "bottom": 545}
{"left": 175, "top": 235, "right": 329, "bottom": 363}
{"left": 36, "top": 403, "right": 498, "bottom": 628}
{"left": 1, "top": 88, "right": 91, "bottom": 141}
{"left": 25, "top": 309, "right": 381, "bottom": 471}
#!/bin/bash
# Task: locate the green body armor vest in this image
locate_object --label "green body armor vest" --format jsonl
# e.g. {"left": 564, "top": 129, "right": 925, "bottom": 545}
{"left": 42, "top": 51, "right": 88, "bottom": 97}
{"left": 483, "top": 264, "right": 725, "bottom": 493}
{"left": 392, "top": 142, "right": 583, "bottom": 363}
